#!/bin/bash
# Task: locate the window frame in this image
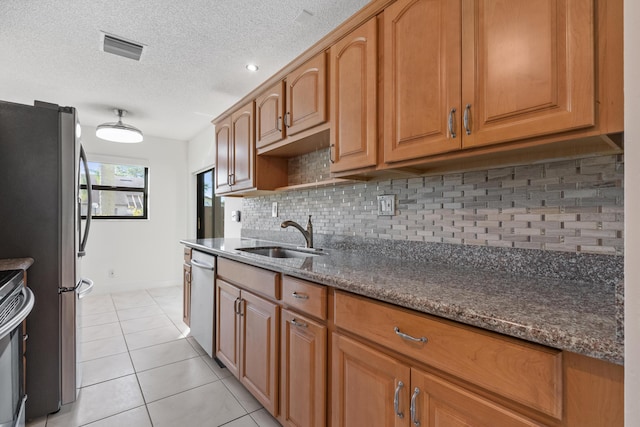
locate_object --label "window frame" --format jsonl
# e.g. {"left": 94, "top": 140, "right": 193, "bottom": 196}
{"left": 81, "top": 161, "right": 150, "bottom": 220}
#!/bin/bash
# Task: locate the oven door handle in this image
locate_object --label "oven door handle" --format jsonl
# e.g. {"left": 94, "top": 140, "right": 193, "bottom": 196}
{"left": 0, "top": 287, "right": 35, "bottom": 340}
{"left": 77, "top": 278, "right": 94, "bottom": 299}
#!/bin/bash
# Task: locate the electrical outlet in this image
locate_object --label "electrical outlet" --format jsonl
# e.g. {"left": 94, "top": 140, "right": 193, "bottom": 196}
{"left": 108, "top": 268, "right": 116, "bottom": 278}
{"left": 377, "top": 195, "right": 395, "bottom": 216}
{"left": 272, "top": 202, "right": 278, "bottom": 217}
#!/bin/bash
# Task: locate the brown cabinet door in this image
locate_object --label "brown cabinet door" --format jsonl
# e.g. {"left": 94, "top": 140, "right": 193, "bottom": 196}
{"left": 383, "top": 0, "right": 462, "bottom": 163}
{"left": 239, "top": 291, "right": 279, "bottom": 416}
{"left": 230, "top": 101, "right": 255, "bottom": 192}
{"left": 285, "top": 52, "right": 327, "bottom": 136}
{"left": 331, "top": 333, "right": 411, "bottom": 427}
{"left": 256, "top": 81, "right": 286, "bottom": 149}
{"left": 410, "top": 368, "right": 542, "bottom": 427}
{"left": 182, "top": 263, "right": 191, "bottom": 326}
{"left": 280, "top": 309, "right": 327, "bottom": 427}
{"left": 461, "top": 0, "right": 595, "bottom": 148}
{"left": 330, "top": 17, "right": 378, "bottom": 173}
{"left": 215, "top": 279, "right": 240, "bottom": 378}
{"left": 214, "top": 117, "right": 232, "bottom": 194}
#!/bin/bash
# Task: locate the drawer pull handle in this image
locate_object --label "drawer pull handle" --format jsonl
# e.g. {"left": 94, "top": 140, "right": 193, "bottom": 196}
{"left": 448, "top": 107, "right": 456, "bottom": 139}
{"left": 394, "top": 381, "right": 404, "bottom": 419}
{"left": 394, "top": 327, "right": 427, "bottom": 344}
{"left": 291, "top": 292, "right": 309, "bottom": 300}
{"left": 411, "top": 387, "right": 420, "bottom": 426}
{"left": 291, "top": 318, "right": 308, "bottom": 328}
{"left": 463, "top": 103, "right": 472, "bottom": 135}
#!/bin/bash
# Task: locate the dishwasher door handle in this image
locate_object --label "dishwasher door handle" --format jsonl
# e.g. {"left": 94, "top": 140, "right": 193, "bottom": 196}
{"left": 191, "top": 259, "right": 215, "bottom": 270}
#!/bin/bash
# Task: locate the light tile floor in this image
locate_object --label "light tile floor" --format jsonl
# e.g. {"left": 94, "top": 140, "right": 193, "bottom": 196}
{"left": 26, "top": 286, "right": 281, "bottom": 427}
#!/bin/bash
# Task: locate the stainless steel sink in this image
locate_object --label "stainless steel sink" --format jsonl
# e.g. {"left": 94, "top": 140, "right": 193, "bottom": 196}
{"left": 235, "top": 246, "right": 324, "bottom": 259}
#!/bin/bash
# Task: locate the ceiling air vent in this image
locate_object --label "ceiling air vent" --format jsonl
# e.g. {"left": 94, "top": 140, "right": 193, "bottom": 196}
{"left": 102, "top": 34, "right": 144, "bottom": 61}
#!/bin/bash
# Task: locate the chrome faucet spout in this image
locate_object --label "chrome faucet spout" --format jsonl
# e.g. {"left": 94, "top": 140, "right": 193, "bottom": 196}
{"left": 281, "top": 215, "right": 314, "bottom": 248}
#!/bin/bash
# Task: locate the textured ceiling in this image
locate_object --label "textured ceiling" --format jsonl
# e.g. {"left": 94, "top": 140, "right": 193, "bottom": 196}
{"left": 0, "top": 0, "right": 370, "bottom": 141}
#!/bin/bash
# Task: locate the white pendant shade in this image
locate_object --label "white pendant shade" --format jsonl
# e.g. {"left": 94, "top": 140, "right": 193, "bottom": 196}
{"left": 96, "top": 109, "right": 143, "bottom": 143}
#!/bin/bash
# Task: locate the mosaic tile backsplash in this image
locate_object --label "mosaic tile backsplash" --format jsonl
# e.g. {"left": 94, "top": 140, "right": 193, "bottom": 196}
{"left": 243, "top": 151, "right": 624, "bottom": 256}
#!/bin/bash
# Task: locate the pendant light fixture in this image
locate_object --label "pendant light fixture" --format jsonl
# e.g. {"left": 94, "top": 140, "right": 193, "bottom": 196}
{"left": 96, "top": 109, "right": 144, "bottom": 143}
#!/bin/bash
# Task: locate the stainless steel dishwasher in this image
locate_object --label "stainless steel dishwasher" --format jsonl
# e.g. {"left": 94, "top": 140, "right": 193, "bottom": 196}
{"left": 189, "top": 250, "right": 215, "bottom": 357}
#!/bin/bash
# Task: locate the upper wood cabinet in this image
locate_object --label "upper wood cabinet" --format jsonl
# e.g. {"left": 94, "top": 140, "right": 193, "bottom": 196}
{"left": 214, "top": 116, "right": 232, "bottom": 194}
{"left": 383, "top": 0, "right": 462, "bottom": 163}
{"left": 214, "top": 101, "right": 254, "bottom": 194}
{"left": 461, "top": 0, "right": 595, "bottom": 149}
{"left": 330, "top": 17, "right": 379, "bottom": 173}
{"left": 214, "top": 101, "right": 287, "bottom": 195}
{"left": 384, "top": 0, "right": 599, "bottom": 164}
{"left": 254, "top": 52, "right": 329, "bottom": 157}
{"left": 285, "top": 52, "right": 327, "bottom": 136}
{"left": 256, "top": 81, "right": 286, "bottom": 149}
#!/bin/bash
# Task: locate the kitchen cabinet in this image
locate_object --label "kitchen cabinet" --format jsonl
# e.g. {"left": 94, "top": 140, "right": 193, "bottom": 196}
{"left": 331, "top": 333, "right": 541, "bottom": 427}
{"left": 215, "top": 279, "right": 240, "bottom": 377}
{"left": 214, "top": 101, "right": 287, "bottom": 195}
{"left": 215, "top": 102, "right": 254, "bottom": 194}
{"left": 332, "top": 333, "right": 410, "bottom": 427}
{"left": 182, "top": 247, "right": 191, "bottom": 326}
{"left": 256, "top": 81, "right": 285, "bottom": 149}
{"left": 279, "top": 276, "right": 328, "bottom": 427}
{"left": 285, "top": 52, "right": 327, "bottom": 137}
{"left": 383, "top": 0, "right": 597, "bottom": 164}
{"left": 329, "top": 17, "right": 378, "bottom": 173}
{"left": 216, "top": 259, "right": 280, "bottom": 416}
{"left": 255, "top": 52, "right": 329, "bottom": 156}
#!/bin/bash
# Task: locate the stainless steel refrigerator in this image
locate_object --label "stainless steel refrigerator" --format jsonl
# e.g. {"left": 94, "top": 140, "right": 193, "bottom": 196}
{"left": 0, "top": 100, "right": 93, "bottom": 419}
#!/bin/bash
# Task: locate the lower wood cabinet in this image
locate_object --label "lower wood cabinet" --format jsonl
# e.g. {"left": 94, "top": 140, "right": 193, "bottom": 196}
{"left": 215, "top": 278, "right": 279, "bottom": 416}
{"left": 331, "top": 332, "right": 410, "bottom": 427}
{"left": 332, "top": 333, "right": 542, "bottom": 427}
{"left": 280, "top": 309, "right": 327, "bottom": 427}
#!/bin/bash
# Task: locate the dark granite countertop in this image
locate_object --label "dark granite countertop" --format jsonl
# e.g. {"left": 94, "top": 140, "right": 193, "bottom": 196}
{"left": 0, "top": 257, "right": 34, "bottom": 271}
{"left": 181, "top": 238, "right": 623, "bottom": 365}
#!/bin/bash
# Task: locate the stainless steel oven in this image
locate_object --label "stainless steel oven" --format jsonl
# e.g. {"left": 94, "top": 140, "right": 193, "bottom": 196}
{"left": 0, "top": 270, "right": 35, "bottom": 427}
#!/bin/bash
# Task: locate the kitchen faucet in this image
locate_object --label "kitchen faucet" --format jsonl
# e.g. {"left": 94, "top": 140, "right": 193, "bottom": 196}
{"left": 281, "top": 215, "right": 314, "bottom": 249}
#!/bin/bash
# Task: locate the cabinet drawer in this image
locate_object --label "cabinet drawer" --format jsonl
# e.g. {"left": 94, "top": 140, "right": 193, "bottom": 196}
{"left": 282, "top": 276, "right": 327, "bottom": 320}
{"left": 183, "top": 247, "right": 192, "bottom": 263}
{"left": 334, "top": 291, "right": 562, "bottom": 418}
{"left": 217, "top": 258, "right": 280, "bottom": 300}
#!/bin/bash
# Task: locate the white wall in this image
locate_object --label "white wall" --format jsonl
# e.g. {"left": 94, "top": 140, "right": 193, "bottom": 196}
{"left": 625, "top": 1, "right": 639, "bottom": 424}
{"left": 186, "top": 125, "right": 216, "bottom": 238}
{"left": 81, "top": 126, "right": 188, "bottom": 294}
{"left": 186, "top": 124, "right": 243, "bottom": 239}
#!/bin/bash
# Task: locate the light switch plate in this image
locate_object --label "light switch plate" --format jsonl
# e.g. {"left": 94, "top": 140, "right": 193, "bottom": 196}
{"left": 377, "top": 195, "right": 395, "bottom": 216}
{"left": 231, "top": 210, "right": 241, "bottom": 222}
{"left": 272, "top": 202, "right": 278, "bottom": 217}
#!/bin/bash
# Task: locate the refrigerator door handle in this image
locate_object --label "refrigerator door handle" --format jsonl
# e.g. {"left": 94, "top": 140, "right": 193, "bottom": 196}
{"left": 78, "top": 145, "right": 92, "bottom": 257}
{"left": 77, "top": 278, "right": 94, "bottom": 299}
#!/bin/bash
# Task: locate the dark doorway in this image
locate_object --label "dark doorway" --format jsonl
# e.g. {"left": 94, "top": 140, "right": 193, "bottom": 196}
{"left": 196, "top": 169, "right": 224, "bottom": 238}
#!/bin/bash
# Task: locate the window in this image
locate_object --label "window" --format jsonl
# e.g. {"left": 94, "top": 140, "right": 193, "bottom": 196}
{"left": 81, "top": 161, "right": 149, "bottom": 219}
{"left": 196, "top": 168, "right": 224, "bottom": 238}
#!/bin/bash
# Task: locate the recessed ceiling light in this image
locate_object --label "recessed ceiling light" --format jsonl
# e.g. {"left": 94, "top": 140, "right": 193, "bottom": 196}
{"left": 246, "top": 64, "right": 259, "bottom": 72}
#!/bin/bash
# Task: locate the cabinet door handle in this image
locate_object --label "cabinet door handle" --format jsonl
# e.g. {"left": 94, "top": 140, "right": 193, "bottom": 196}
{"left": 291, "top": 318, "right": 308, "bottom": 328}
{"left": 291, "top": 291, "right": 309, "bottom": 300}
{"left": 394, "top": 327, "right": 428, "bottom": 344}
{"left": 329, "top": 144, "right": 335, "bottom": 164}
{"left": 284, "top": 111, "right": 291, "bottom": 128}
{"left": 277, "top": 116, "right": 282, "bottom": 132}
{"left": 234, "top": 297, "right": 241, "bottom": 315}
{"left": 448, "top": 108, "right": 457, "bottom": 139}
{"left": 394, "top": 381, "right": 405, "bottom": 419}
{"left": 411, "top": 387, "right": 420, "bottom": 426}
{"left": 463, "top": 104, "right": 472, "bottom": 135}
{"left": 229, "top": 173, "right": 235, "bottom": 186}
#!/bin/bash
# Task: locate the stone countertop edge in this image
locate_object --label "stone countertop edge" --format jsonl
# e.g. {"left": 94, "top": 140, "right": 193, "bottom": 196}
{"left": 182, "top": 238, "right": 623, "bottom": 365}
{"left": 0, "top": 257, "right": 34, "bottom": 271}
